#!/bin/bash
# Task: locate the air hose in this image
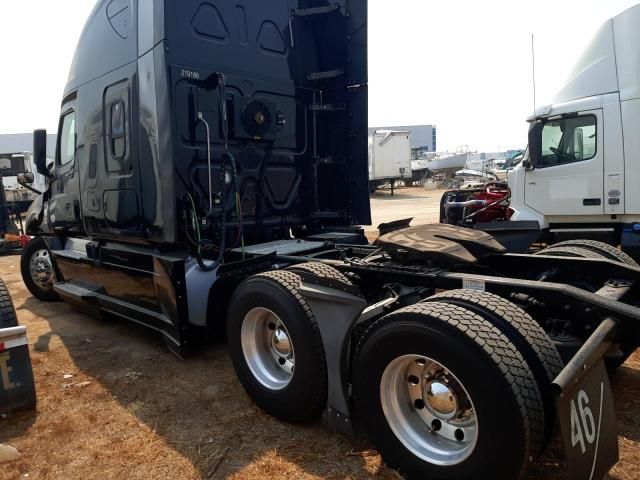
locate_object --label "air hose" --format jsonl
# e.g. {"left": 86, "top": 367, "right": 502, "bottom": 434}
{"left": 193, "top": 72, "right": 245, "bottom": 270}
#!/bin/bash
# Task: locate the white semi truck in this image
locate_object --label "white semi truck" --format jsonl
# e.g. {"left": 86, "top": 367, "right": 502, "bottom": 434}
{"left": 511, "top": 4, "right": 640, "bottom": 254}
{"left": 443, "top": 4, "right": 640, "bottom": 259}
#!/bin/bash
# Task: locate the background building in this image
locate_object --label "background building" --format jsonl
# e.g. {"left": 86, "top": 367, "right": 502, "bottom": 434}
{"left": 0, "top": 133, "right": 57, "bottom": 158}
{"left": 369, "top": 124, "right": 436, "bottom": 151}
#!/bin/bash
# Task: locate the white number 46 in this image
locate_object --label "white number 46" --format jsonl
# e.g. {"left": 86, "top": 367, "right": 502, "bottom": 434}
{"left": 570, "top": 390, "right": 597, "bottom": 454}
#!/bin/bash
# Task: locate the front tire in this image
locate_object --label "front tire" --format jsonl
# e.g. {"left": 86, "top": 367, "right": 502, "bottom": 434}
{"left": 227, "top": 270, "right": 327, "bottom": 422}
{"left": 20, "top": 236, "right": 59, "bottom": 302}
{"left": 353, "top": 302, "right": 544, "bottom": 480}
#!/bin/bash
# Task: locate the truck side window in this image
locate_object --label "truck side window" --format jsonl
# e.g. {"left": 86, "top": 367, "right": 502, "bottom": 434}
{"left": 540, "top": 115, "right": 597, "bottom": 167}
{"left": 110, "top": 100, "right": 126, "bottom": 159}
{"left": 58, "top": 112, "right": 77, "bottom": 166}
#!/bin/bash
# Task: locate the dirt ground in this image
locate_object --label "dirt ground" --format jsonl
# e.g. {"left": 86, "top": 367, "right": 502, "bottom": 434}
{"left": 368, "top": 187, "right": 443, "bottom": 235}
{"left": 1, "top": 187, "right": 639, "bottom": 480}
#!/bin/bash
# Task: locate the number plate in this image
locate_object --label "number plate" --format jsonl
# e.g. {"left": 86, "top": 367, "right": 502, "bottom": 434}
{"left": 555, "top": 359, "right": 618, "bottom": 480}
{"left": 462, "top": 278, "right": 485, "bottom": 292}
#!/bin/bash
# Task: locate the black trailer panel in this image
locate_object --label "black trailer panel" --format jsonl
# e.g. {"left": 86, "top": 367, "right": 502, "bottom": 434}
{"left": 0, "top": 326, "right": 36, "bottom": 414}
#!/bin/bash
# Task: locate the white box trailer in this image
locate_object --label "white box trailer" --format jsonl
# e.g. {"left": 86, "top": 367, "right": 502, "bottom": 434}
{"left": 368, "top": 130, "right": 412, "bottom": 194}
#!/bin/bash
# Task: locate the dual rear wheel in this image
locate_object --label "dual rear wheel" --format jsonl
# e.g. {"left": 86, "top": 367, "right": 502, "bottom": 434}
{"left": 227, "top": 269, "right": 328, "bottom": 422}
{"left": 353, "top": 293, "right": 561, "bottom": 480}
{"left": 536, "top": 239, "right": 639, "bottom": 266}
{"left": 536, "top": 239, "right": 638, "bottom": 368}
{"left": 227, "top": 264, "right": 562, "bottom": 480}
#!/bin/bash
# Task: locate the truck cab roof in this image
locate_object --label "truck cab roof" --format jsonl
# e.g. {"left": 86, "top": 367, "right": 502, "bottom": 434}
{"left": 531, "top": 3, "right": 640, "bottom": 120}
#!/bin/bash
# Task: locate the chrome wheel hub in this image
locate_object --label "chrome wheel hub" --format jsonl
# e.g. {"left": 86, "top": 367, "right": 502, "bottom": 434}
{"left": 241, "top": 307, "right": 295, "bottom": 390}
{"left": 271, "top": 327, "right": 292, "bottom": 357}
{"left": 425, "top": 380, "right": 458, "bottom": 419}
{"left": 380, "top": 355, "right": 478, "bottom": 465}
{"left": 29, "top": 249, "right": 55, "bottom": 291}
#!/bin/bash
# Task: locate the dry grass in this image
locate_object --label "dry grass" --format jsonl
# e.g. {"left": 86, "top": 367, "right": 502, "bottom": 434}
{"left": 1, "top": 238, "right": 639, "bottom": 479}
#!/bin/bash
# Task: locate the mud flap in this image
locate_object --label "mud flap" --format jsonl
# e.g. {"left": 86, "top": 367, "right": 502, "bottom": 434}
{"left": 0, "top": 326, "right": 37, "bottom": 413}
{"left": 298, "top": 280, "right": 366, "bottom": 438}
{"left": 553, "top": 319, "right": 619, "bottom": 480}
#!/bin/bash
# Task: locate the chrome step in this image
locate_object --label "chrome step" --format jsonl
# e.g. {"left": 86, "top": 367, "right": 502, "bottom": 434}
{"left": 53, "top": 282, "right": 101, "bottom": 301}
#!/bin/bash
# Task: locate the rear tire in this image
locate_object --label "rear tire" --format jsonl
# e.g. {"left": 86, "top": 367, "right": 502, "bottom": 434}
{"left": 534, "top": 245, "right": 605, "bottom": 259}
{"left": 353, "top": 302, "right": 544, "bottom": 480}
{"left": 20, "top": 236, "right": 59, "bottom": 302}
{"left": 550, "top": 239, "right": 638, "bottom": 266}
{"left": 536, "top": 244, "right": 636, "bottom": 369}
{"left": 424, "top": 289, "right": 563, "bottom": 450}
{"left": 227, "top": 270, "right": 327, "bottom": 422}
{"left": 0, "top": 279, "right": 19, "bottom": 328}
{"left": 286, "top": 262, "right": 353, "bottom": 285}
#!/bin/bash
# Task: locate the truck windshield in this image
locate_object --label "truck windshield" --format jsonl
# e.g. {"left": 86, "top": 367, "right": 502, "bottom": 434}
{"left": 541, "top": 115, "right": 597, "bottom": 167}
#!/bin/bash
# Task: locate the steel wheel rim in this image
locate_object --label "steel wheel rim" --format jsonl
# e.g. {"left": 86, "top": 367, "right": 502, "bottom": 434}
{"left": 241, "top": 307, "right": 295, "bottom": 390}
{"left": 29, "top": 249, "right": 55, "bottom": 291}
{"left": 380, "top": 354, "right": 478, "bottom": 465}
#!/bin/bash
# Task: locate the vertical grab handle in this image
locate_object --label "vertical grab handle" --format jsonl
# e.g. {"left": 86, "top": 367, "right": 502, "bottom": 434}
{"left": 198, "top": 112, "right": 214, "bottom": 217}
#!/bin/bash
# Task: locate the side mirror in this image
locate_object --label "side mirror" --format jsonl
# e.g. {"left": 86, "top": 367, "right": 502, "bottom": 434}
{"left": 527, "top": 121, "right": 543, "bottom": 169}
{"left": 17, "top": 172, "right": 42, "bottom": 195}
{"left": 33, "top": 129, "right": 51, "bottom": 177}
{"left": 17, "top": 172, "right": 34, "bottom": 185}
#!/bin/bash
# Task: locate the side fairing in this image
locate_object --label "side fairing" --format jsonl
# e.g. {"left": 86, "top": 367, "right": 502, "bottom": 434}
{"left": 163, "top": 0, "right": 370, "bottom": 243}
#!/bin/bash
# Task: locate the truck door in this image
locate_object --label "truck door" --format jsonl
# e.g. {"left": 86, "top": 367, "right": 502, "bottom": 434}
{"left": 49, "top": 98, "right": 83, "bottom": 233}
{"left": 80, "top": 72, "right": 143, "bottom": 238}
{"left": 525, "top": 111, "right": 603, "bottom": 216}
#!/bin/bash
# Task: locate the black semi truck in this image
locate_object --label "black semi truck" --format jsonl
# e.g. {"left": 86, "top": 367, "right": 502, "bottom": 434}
{"left": 18, "top": 2, "right": 640, "bottom": 479}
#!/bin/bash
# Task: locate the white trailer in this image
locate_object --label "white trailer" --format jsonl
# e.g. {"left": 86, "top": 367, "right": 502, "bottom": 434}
{"left": 507, "top": 4, "right": 640, "bottom": 257}
{"left": 368, "top": 130, "right": 412, "bottom": 194}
